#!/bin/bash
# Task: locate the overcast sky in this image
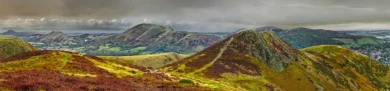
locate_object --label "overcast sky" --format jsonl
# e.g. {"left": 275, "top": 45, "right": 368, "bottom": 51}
{"left": 1, "top": 0, "right": 390, "bottom": 32}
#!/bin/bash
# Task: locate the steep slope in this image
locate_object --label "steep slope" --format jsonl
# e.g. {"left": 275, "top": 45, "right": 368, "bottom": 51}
{"left": 165, "top": 29, "right": 390, "bottom": 90}
{"left": 91, "top": 23, "right": 223, "bottom": 54}
{"left": 0, "top": 36, "right": 38, "bottom": 59}
{"left": 167, "top": 30, "right": 302, "bottom": 76}
{"left": 0, "top": 50, "right": 210, "bottom": 90}
{"left": 100, "top": 52, "right": 188, "bottom": 69}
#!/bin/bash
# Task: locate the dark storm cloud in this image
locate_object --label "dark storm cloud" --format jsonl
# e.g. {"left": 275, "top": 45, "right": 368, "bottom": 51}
{"left": 1, "top": 0, "right": 390, "bottom": 30}
{"left": 0, "top": 0, "right": 223, "bottom": 18}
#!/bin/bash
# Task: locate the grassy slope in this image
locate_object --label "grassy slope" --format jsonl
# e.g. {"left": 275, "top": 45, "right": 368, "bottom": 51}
{"left": 165, "top": 45, "right": 390, "bottom": 91}
{"left": 302, "top": 45, "right": 390, "bottom": 90}
{"left": 0, "top": 50, "right": 143, "bottom": 78}
{"left": 99, "top": 52, "right": 188, "bottom": 69}
{"left": 0, "top": 36, "right": 38, "bottom": 59}
{"left": 163, "top": 30, "right": 324, "bottom": 91}
{"left": 164, "top": 30, "right": 390, "bottom": 90}
{"left": 0, "top": 50, "right": 211, "bottom": 90}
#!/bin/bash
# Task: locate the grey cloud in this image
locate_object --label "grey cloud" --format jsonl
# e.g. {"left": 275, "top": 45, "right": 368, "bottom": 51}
{"left": 1, "top": 0, "right": 390, "bottom": 31}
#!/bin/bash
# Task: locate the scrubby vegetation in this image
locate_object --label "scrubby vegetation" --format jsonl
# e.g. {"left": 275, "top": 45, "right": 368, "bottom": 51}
{"left": 100, "top": 52, "right": 188, "bottom": 69}
{"left": 0, "top": 50, "right": 211, "bottom": 90}
{"left": 0, "top": 70, "right": 210, "bottom": 91}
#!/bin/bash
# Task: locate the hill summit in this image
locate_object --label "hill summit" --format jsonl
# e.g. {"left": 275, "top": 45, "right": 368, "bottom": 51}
{"left": 166, "top": 29, "right": 305, "bottom": 78}
{"left": 165, "top": 29, "right": 390, "bottom": 90}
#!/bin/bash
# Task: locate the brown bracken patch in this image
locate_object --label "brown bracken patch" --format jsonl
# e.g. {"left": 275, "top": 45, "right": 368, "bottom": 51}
{"left": 0, "top": 70, "right": 210, "bottom": 91}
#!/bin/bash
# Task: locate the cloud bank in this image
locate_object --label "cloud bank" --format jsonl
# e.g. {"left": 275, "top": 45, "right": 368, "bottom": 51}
{"left": 1, "top": 0, "right": 390, "bottom": 31}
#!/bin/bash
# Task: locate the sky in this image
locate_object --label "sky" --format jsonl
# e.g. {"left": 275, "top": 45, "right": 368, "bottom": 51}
{"left": 1, "top": 0, "right": 390, "bottom": 32}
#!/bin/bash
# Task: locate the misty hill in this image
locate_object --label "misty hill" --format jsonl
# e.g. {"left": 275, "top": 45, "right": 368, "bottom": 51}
{"left": 26, "top": 31, "right": 101, "bottom": 45}
{"left": 89, "top": 23, "right": 223, "bottom": 55}
{"left": 1, "top": 30, "right": 17, "bottom": 35}
{"left": 165, "top": 29, "right": 390, "bottom": 90}
{"left": 0, "top": 36, "right": 38, "bottom": 59}
{"left": 255, "top": 27, "right": 383, "bottom": 49}
{"left": 38, "top": 31, "right": 75, "bottom": 43}
{"left": 0, "top": 30, "right": 38, "bottom": 36}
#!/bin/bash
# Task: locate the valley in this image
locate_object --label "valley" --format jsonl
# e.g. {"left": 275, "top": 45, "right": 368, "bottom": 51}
{"left": 1, "top": 0, "right": 389, "bottom": 90}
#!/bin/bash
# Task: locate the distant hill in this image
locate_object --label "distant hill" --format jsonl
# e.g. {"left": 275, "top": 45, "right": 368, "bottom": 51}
{"left": 37, "top": 31, "right": 74, "bottom": 44}
{"left": 89, "top": 23, "right": 223, "bottom": 55}
{"left": 0, "top": 50, "right": 210, "bottom": 90}
{"left": 165, "top": 29, "right": 390, "bottom": 90}
{"left": 1, "top": 30, "right": 17, "bottom": 35}
{"left": 0, "top": 30, "right": 38, "bottom": 36}
{"left": 255, "top": 27, "right": 383, "bottom": 49}
{"left": 0, "top": 36, "right": 38, "bottom": 59}
{"left": 100, "top": 52, "right": 188, "bottom": 69}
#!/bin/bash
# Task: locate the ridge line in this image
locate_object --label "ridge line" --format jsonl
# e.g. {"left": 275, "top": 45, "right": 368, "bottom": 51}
{"left": 191, "top": 37, "right": 235, "bottom": 74}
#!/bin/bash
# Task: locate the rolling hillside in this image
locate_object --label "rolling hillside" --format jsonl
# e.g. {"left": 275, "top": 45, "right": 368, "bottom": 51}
{"left": 0, "top": 36, "right": 38, "bottom": 59}
{"left": 165, "top": 29, "right": 390, "bottom": 90}
{"left": 100, "top": 52, "right": 188, "bottom": 69}
{"left": 0, "top": 50, "right": 209, "bottom": 90}
{"left": 1, "top": 29, "right": 389, "bottom": 90}
{"left": 302, "top": 45, "right": 390, "bottom": 90}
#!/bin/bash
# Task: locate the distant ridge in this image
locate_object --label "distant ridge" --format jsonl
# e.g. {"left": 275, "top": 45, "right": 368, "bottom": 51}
{"left": 91, "top": 23, "right": 223, "bottom": 54}
{"left": 0, "top": 30, "right": 38, "bottom": 36}
{"left": 253, "top": 27, "right": 381, "bottom": 49}
{"left": 38, "top": 31, "right": 73, "bottom": 43}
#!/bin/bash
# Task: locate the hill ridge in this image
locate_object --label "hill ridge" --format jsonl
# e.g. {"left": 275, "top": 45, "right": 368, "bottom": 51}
{"left": 166, "top": 29, "right": 302, "bottom": 78}
{"left": 90, "top": 23, "right": 223, "bottom": 54}
{"left": 191, "top": 36, "right": 234, "bottom": 74}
